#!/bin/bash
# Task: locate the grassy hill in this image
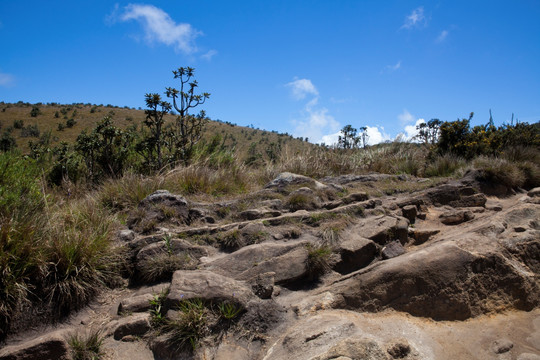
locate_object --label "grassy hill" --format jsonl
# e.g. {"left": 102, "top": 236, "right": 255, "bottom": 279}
{"left": 0, "top": 101, "right": 313, "bottom": 160}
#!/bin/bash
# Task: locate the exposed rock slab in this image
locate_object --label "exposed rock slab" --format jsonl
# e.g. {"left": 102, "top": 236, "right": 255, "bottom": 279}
{"left": 352, "top": 215, "right": 409, "bottom": 245}
{"left": 203, "top": 241, "right": 310, "bottom": 284}
{"left": 0, "top": 330, "right": 70, "bottom": 360}
{"left": 166, "top": 270, "right": 256, "bottom": 309}
{"left": 324, "top": 240, "right": 539, "bottom": 320}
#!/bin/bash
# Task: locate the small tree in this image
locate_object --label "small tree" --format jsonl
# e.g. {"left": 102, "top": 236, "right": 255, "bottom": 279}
{"left": 416, "top": 119, "right": 442, "bottom": 145}
{"left": 140, "top": 93, "right": 172, "bottom": 170}
{"left": 165, "top": 67, "right": 210, "bottom": 165}
{"left": 338, "top": 125, "right": 360, "bottom": 149}
{"left": 359, "top": 126, "right": 369, "bottom": 148}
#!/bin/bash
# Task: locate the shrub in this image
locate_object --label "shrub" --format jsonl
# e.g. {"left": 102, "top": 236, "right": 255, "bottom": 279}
{"left": 0, "top": 130, "right": 17, "bottom": 152}
{"left": 21, "top": 124, "right": 40, "bottom": 138}
{"left": 66, "top": 118, "right": 76, "bottom": 128}
{"left": 30, "top": 106, "right": 41, "bottom": 117}
{"left": 13, "top": 119, "right": 23, "bottom": 129}
{"left": 424, "top": 154, "right": 466, "bottom": 177}
{"left": 472, "top": 156, "right": 525, "bottom": 189}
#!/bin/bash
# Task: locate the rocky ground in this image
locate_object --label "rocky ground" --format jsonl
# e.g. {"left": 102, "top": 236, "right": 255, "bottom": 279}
{"left": 1, "top": 171, "right": 539, "bottom": 360}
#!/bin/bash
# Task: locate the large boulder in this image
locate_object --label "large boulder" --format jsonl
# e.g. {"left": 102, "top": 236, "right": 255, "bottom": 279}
{"left": 0, "top": 330, "right": 70, "bottom": 360}
{"left": 448, "top": 193, "right": 487, "bottom": 208}
{"left": 324, "top": 240, "right": 539, "bottom": 320}
{"left": 439, "top": 209, "right": 474, "bottom": 225}
{"left": 352, "top": 215, "right": 409, "bottom": 245}
{"left": 265, "top": 172, "right": 328, "bottom": 191}
{"left": 203, "top": 241, "right": 310, "bottom": 284}
{"left": 166, "top": 270, "right": 256, "bottom": 310}
{"left": 381, "top": 241, "right": 406, "bottom": 260}
{"left": 334, "top": 234, "right": 378, "bottom": 274}
{"left": 112, "top": 313, "right": 152, "bottom": 340}
{"left": 128, "top": 190, "right": 190, "bottom": 231}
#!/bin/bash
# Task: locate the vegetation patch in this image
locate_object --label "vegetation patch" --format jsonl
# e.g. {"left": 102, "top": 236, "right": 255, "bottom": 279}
{"left": 305, "top": 244, "right": 333, "bottom": 280}
{"left": 68, "top": 330, "right": 105, "bottom": 360}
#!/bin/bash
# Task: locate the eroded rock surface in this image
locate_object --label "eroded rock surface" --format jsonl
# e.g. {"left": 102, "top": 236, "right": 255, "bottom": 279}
{"left": 4, "top": 172, "right": 540, "bottom": 360}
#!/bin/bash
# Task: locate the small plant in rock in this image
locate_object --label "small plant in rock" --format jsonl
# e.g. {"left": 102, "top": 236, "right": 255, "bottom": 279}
{"left": 305, "top": 244, "right": 333, "bottom": 280}
{"left": 217, "top": 301, "right": 243, "bottom": 320}
{"left": 138, "top": 252, "right": 192, "bottom": 283}
{"left": 68, "top": 330, "right": 104, "bottom": 360}
{"left": 149, "top": 288, "right": 169, "bottom": 328}
{"left": 217, "top": 229, "right": 244, "bottom": 251}
{"left": 286, "top": 193, "right": 318, "bottom": 211}
{"left": 164, "top": 298, "right": 209, "bottom": 351}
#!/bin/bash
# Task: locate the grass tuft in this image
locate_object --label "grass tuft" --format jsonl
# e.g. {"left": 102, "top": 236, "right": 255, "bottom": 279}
{"left": 68, "top": 330, "right": 105, "bottom": 360}
{"left": 305, "top": 244, "right": 333, "bottom": 280}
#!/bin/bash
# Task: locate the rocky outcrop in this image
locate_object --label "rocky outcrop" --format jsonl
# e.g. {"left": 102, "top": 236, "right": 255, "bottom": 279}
{"left": 324, "top": 240, "right": 539, "bottom": 320}
{"left": 0, "top": 330, "right": 70, "bottom": 360}
{"left": 4, "top": 173, "right": 540, "bottom": 360}
{"left": 166, "top": 270, "right": 256, "bottom": 309}
{"left": 203, "top": 241, "right": 311, "bottom": 284}
{"left": 265, "top": 172, "right": 328, "bottom": 191}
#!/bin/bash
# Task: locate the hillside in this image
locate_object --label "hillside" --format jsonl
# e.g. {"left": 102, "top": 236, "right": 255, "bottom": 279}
{"left": 0, "top": 101, "right": 313, "bottom": 160}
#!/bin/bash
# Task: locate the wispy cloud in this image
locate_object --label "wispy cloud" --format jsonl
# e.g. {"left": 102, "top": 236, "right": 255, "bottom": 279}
{"left": 116, "top": 4, "right": 202, "bottom": 54}
{"left": 286, "top": 78, "right": 319, "bottom": 100}
{"left": 401, "top": 6, "right": 427, "bottom": 29}
{"left": 201, "top": 49, "right": 217, "bottom": 61}
{"left": 436, "top": 30, "right": 449, "bottom": 43}
{"left": 0, "top": 71, "right": 15, "bottom": 87}
{"left": 398, "top": 109, "right": 415, "bottom": 125}
{"left": 287, "top": 78, "right": 339, "bottom": 143}
{"left": 383, "top": 60, "right": 401, "bottom": 73}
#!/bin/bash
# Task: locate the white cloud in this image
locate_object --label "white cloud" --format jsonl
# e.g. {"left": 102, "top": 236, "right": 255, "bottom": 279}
{"left": 321, "top": 131, "right": 341, "bottom": 146}
{"left": 286, "top": 78, "right": 319, "bottom": 100}
{"left": 201, "top": 49, "right": 217, "bottom": 61}
{"left": 293, "top": 106, "right": 340, "bottom": 144}
{"left": 286, "top": 77, "right": 339, "bottom": 143}
{"left": 403, "top": 118, "right": 426, "bottom": 141}
{"left": 320, "top": 125, "right": 391, "bottom": 147}
{"left": 398, "top": 109, "right": 415, "bottom": 125}
{"left": 401, "top": 7, "right": 426, "bottom": 29}
{"left": 366, "top": 126, "right": 391, "bottom": 145}
{"left": 436, "top": 30, "right": 449, "bottom": 43}
{"left": 118, "top": 4, "right": 201, "bottom": 54}
{"left": 0, "top": 71, "right": 15, "bottom": 87}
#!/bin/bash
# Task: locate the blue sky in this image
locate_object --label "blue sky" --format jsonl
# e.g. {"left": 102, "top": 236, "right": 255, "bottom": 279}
{"left": 1, "top": 1, "right": 539, "bottom": 144}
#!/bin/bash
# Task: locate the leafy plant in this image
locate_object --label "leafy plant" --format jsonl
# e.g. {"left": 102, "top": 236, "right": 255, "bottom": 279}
{"left": 149, "top": 288, "right": 169, "bottom": 328}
